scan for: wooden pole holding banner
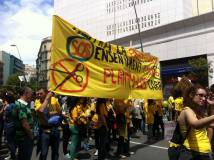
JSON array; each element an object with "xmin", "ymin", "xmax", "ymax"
[{"xmin": 132, "ymin": 0, "xmax": 143, "ymax": 52}]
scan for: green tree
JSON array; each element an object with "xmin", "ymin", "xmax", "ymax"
[
  {"xmin": 188, "ymin": 57, "xmax": 212, "ymax": 86},
  {"xmin": 6, "ymin": 73, "xmax": 22, "ymax": 87}
]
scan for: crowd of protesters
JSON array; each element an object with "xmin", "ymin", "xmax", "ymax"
[
  {"xmin": 0, "ymin": 82, "xmax": 214, "ymax": 160},
  {"xmin": 0, "ymin": 86, "xmax": 167, "ymax": 160}
]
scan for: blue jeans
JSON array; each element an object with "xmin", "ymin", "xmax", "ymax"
[
  {"xmin": 17, "ymin": 136, "xmax": 33, "ymax": 160},
  {"xmin": 40, "ymin": 128, "xmax": 60, "ymax": 160},
  {"xmin": 5, "ymin": 126, "xmax": 16, "ymax": 159}
]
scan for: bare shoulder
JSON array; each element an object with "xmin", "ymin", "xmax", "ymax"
[{"xmin": 178, "ymin": 107, "xmax": 195, "ymax": 122}]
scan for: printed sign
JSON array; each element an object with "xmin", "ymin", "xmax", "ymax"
[{"xmin": 49, "ymin": 15, "xmax": 163, "ymax": 99}]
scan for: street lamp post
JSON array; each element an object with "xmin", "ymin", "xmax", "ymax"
[
  {"xmin": 132, "ymin": 0, "xmax": 143, "ymax": 52},
  {"xmin": 10, "ymin": 44, "xmax": 22, "ymax": 61},
  {"xmin": 10, "ymin": 44, "xmax": 27, "ymax": 83}
]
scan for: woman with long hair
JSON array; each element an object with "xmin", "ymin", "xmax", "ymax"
[{"xmin": 169, "ymin": 84, "xmax": 214, "ymax": 160}]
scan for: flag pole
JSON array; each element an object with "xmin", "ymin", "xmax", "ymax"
[{"xmin": 132, "ymin": 0, "xmax": 143, "ymax": 52}]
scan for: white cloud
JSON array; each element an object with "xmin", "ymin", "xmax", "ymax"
[{"xmin": 0, "ymin": 0, "xmax": 53, "ymax": 65}]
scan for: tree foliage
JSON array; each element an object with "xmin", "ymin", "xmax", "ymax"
[
  {"xmin": 188, "ymin": 57, "xmax": 211, "ymax": 85},
  {"xmin": 0, "ymin": 73, "xmax": 39, "ymax": 94}
]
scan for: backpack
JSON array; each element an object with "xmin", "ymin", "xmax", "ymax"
[{"xmin": 168, "ymin": 123, "xmax": 190, "ymax": 160}]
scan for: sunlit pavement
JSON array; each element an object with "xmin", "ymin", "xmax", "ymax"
[{"xmin": 31, "ymin": 131, "xmax": 169, "ymax": 160}]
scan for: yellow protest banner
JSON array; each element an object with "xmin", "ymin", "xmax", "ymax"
[{"xmin": 49, "ymin": 15, "xmax": 163, "ymax": 99}]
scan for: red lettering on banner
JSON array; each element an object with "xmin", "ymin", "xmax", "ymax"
[
  {"xmin": 103, "ymin": 68, "xmax": 152, "ymax": 90},
  {"xmin": 72, "ymin": 40, "xmax": 92, "ymax": 58},
  {"xmin": 104, "ymin": 68, "xmax": 111, "ymax": 83},
  {"xmin": 118, "ymin": 69, "xmax": 124, "ymax": 85},
  {"xmin": 111, "ymin": 69, "xmax": 117, "ymax": 84}
]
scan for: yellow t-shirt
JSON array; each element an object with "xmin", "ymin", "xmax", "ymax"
[
  {"xmin": 99, "ymin": 103, "xmax": 108, "ymax": 117},
  {"xmin": 35, "ymin": 97, "xmax": 61, "ymax": 132},
  {"xmin": 183, "ymin": 127, "xmax": 211, "ymax": 153},
  {"xmin": 168, "ymin": 96, "xmax": 175, "ymax": 109},
  {"xmin": 145, "ymin": 104, "xmax": 155, "ymax": 124},
  {"xmin": 174, "ymin": 97, "xmax": 183, "ymax": 112},
  {"xmin": 34, "ymin": 97, "xmax": 61, "ymax": 114}
]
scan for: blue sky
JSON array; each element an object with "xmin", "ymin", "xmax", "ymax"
[{"xmin": 0, "ymin": 0, "xmax": 54, "ymax": 65}]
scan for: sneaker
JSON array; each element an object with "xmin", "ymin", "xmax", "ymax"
[
  {"xmin": 129, "ymin": 151, "xmax": 134, "ymax": 155},
  {"xmin": 64, "ymin": 153, "xmax": 71, "ymax": 159},
  {"xmin": 126, "ymin": 151, "xmax": 134, "ymax": 157},
  {"xmin": 94, "ymin": 149, "xmax": 98, "ymax": 156},
  {"xmin": 4, "ymin": 154, "xmax": 11, "ymax": 160},
  {"xmin": 119, "ymin": 154, "xmax": 127, "ymax": 159}
]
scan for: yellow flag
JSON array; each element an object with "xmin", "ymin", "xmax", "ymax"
[{"xmin": 49, "ymin": 15, "xmax": 163, "ymax": 99}]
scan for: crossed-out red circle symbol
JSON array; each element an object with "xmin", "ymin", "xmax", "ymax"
[{"xmin": 51, "ymin": 58, "xmax": 89, "ymax": 93}]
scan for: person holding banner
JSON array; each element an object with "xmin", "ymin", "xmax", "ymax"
[
  {"xmin": 36, "ymin": 88, "xmax": 61, "ymax": 160},
  {"xmin": 169, "ymin": 84, "xmax": 214, "ymax": 160}
]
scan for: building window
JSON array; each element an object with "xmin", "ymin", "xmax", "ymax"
[
  {"xmin": 151, "ymin": 14, "xmax": 153, "ymax": 19},
  {"xmin": 151, "ymin": 21, "xmax": 153, "ymax": 26}
]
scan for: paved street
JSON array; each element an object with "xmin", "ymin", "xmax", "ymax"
[{"xmin": 31, "ymin": 131, "xmax": 169, "ymax": 160}]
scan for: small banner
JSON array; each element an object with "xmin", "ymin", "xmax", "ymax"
[{"xmin": 49, "ymin": 15, "xmax": 163, "ymax": 99}]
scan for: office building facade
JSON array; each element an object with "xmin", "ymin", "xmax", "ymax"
[
  {"xmin": 54, "ymin": 0, "xmax": 194, "ymax": 41},
  {"xmin": 0, "ymin": 51, "xmax": 24, "ymax": 84},
  {"xmin": 54, "ymin": 0, "xmax": 214, "ymax": 96},
  {"xmin": 36, "ymin": 37, "xmax": 51, "ymax": 88},
  {"xmin": 0, "ymin": 61, "xmax": 3, "ymax": 85}
]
